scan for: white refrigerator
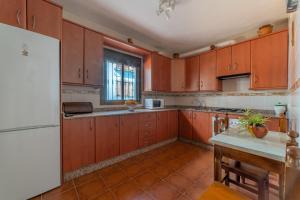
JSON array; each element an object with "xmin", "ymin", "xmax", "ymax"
[{"xmin": 0, "ymin": 23, "xmax": 61, "ymax": 200}]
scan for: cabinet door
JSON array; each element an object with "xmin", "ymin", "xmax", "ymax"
[
  {"xmin": 171, "ymin": 59, "xmax": 185, "ymax": 92},
  {"xmin": 27, "ymin": 0, "xmax": 62, "ymax": 39},
  {"xmin": 151, "ymin": 53, "xmax": 160, "ymax": 91},
  {"xmin": 62, "ymin": 20, "xmax": 84, "ymax": 84},
  {"xmin": 185, "ymin": 55, "xmax": 200, "ymax": 91},
  {"xmin": 160, "ymin": 56, "xmax": 171, "ymax": 91},
  {"xmin": 84, "ymin": 29, "xmax": 103, "ymax": 86},
  {"xmin": 216, "ymin": 47, "xmax": 231, "ymax": 77},
  {"xmin": 168, "ymin": 110, "xmax": 178, "ymax": 138},
  {"xmin": 157, "ymin": 111, "xmax": 169, "ymax": 142},
  {"xmin": 0, "ymin": 0, "xmax": 26, "ymax": 28},
  {"xmin": 95, "ymin": 116, "xmax": 120, "ymax": 162},
  {"xmin": 120, "ymin": 114, "xmax": 139, "ymax": 154},
  {"xmin": 251, "ymin": 31, "xmax": 288, "ymax": 89},
  {"xmin": 63, "ymin": 118, "xmax": 95, "ymax": 173},
  {"xmin": 200, "ymin": 51, "xmax": 221, "ymax": 91},
  {"xmin": 179, "ymin": 111, "xmax": 193, "ymax": 140},
  {"xmin": 192, "ymin": 112, "xmax": 210, "ymax": 144},
  {"xmin": 231, "ymin": 41, "xmax": 251, "ymax": 75}
]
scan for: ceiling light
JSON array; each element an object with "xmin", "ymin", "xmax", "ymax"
[{"xmin": 157, "ymin": 0, "xmax": 176, "ymax": 20}]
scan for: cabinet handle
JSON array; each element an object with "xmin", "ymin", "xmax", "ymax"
[
  {"xmin": 32, "ymin": 16, "xmax": 36, "ymax": 30},
  {"xmin": 200, "ymin": 80, "xmax": 203, "ymax": 88},
  {"xmin": 233, "ymin": 62, "xmax": 238, "ymax": 70},
  {"xmin": 16, "ymin": 9, "xmax": 21, "ymax": 25},
  {"xmin": 78, "ymin": 68, "xmax": 81, "ymax": 78},
  {"xmin": 89, "ymin": 120, "xmax": 93, "ymax": 131},
  {"xmin": 254, "ymin": 74, "xmax": 259, "ymax": 83},
  {"xmin": 86, "ymin": 69, "xmax": 89, "ymax": 79}
]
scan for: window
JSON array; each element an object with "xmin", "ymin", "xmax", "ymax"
[{"xmin": 102, "ymin": 48, "xmax": 141, "ymax": 104}]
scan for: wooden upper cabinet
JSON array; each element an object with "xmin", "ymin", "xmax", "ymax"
[
  {"xmin": 62, "ymin": 118, "xmax": 95, "ymax": 173},
  {"xmin": 192, "ymin": 112, "xmax": 210, "ymax": 144},
  {"xmin": 231, "ymin": 41, "xmax": 251, "ymax": 75},
  {"xmin": 185, "ymin": 55, "xmax": 200, "ymax": 91},
  {"xmin": 200, "ymin": 51, "xmax": 221, "ymax": 91},
  {"xmin": 160, "ymin": 56, "xmax": 171, "ymax": 91},
  {"xmin": 0, "ymin": 0, "xmax": 26, "ymax": 28},
  {"xmin": 120, "ymin": 114, "xmax": 139, "ymax": 154},
  {"xmin": 171, "ymin": 59, "xmax": 185, "ymax": 92},
  {"xmin": 179, "ymin": 110, "xmax": 193, "ymax": 140},
  {"xmin": 216, "ymin": 47, "xmax": 231, "ymax": 77},
  {"xmin": 251, "ymin": 30, "xmax": 288, "ymax": 90},
  {"xmin": 27, "ymin": 0, "xmax": 62, "ymax": 40},
  {"xmin": 62, "ymin": 20, "xmax": 84, "ymax": 84},
  {"xmin": 95, "ymin": 116, "xmax": 120, "ymax": 162},
  {"xmin": 84, "ymin": 29, "xmax": 104, "ymax": 86}
]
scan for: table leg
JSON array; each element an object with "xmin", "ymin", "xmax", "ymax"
[
  {"xmin": 279, "ymin": 164, "xmax": 286, "ymax": 200},
  {"xmin": 214, "ymin": 147, "xmax": 222, "ymax": 182}
]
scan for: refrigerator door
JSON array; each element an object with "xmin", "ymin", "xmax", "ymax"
[
  {"xmin": 0, "ymin": 127, "xmax": 61, "ymax": 200},
  {"xmin": 0, "ymin": 23, "xmax": 60, "ymax": 131}
]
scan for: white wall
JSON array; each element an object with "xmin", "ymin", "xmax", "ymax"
[{"xmin": 288, "ymin": 10, "xmax": 300, "ymax": 135}]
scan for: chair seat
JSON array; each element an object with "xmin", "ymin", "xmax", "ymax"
[
  {"xmin": 223, "ymin": 161, "xmax": 269, "ymax": 181},
  {"xmin": 198, "ymin": 182, "xmax": 250, "ymax": 200}
]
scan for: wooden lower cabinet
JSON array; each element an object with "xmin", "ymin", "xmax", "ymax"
[
  {"xmin": 192, "ymin": 112, "xmax": 210, "ymax": 144},
  {"xmin": 157, "ymin": 111, "xmax": 169, "ymax": 142},
  {"xmin": 168, "ymin": 110, "xmax": 178, "ymax": 138},
  {"xmin": 139, "ymin": 113, "xmax": 157, "ymax": 148},
  {"xmin": 95, "ymin": 116, "xmax": 120, "ymax": 162},
  {"xmin": 179, "ymin": 110, "xmax": 193, "ymax": 140},
  {"xmin": 120, "ymin": 114, "xmax": 139, "ymax": 154},
  {"xmin": 62, "ymin": 118, "xmax": 95, "ymax": 173}
]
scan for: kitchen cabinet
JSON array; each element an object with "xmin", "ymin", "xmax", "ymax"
[
  {"xmin": 171, "ymin": 59, "xmax": 185, "ymax": 92},
  {"xmin": 144, "ymin": 53, "xmax": 171, "ymax": 92},
  {"xmin": 185, "ymin": 55, "xmax": 200, "ymax": 91},
  {"xmin": 192, "ymin": 112, "xmax": 210, "ymax": 144},
  {"xmin": 139, "ymin": 112, "xmax": 157, "ymax": 148},
  {"xmin": 200, "ymin": 51, "xmax": 222, "ymax": 91},
  {"xmin": 120, "ymin": 114, "xmax": 139, "ymax": 154},
  {"xmin": 168, "ymin": 110, "xmax": 178, "ymax": 138},
  {"xmin": 84, "ymin": 29, "xmax": 104, "ymax": 86},
  {"xmin": 156, "ymin": 111, "xmax": 169, "ymax": 142},
  {"xmin": 250, "ymin": 30, "xmax": 288, "ymax": 90},
  {"xmin": 217, "ymin": 41, "xmax": 250, "ymax": 77},
  {"xmin": 27, "ymin": 0, "xmax": 62, "ymax": 40},
  {"xmin": 63, "ymin": 118, "xmax": 95, "ymax": 173},
  {"xmin": 0, "ymin": 0, "xmax": 26, "ymax": 28},
  {"xmin": 179, "ymin": 110, "xmax": 193, "ymax": 140},
  {"xmin": 62, "ymin": 20, "xmax": 84, "ymax": 84},
  {"xmin": 95, "ymin": 116, "xmax": 120, "ymax": 162}
]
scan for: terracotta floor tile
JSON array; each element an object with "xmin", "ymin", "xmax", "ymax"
[
  {"xmin": 100, "ymin": 168, "xmax": 128, "ymax": 188},
  {"xmin": 112, "ymin": 179, "xmax": 145, "ymax": 200},
  {"xmin": 177, "ymin": 164, "xmax": 206, "ymax": 183},
  {"xmin": 119, "ymin": 157, "xmax": 140, "ymax": 168},
  {"xmin": 42, "ymin": 181, "xmax": 74, "ymax": 199},
  {"xmin": 184, "ymin": 181, "xmax": 209, "ymax": 200},
  {"xmin": 138, "ymin": 158, "xmax": 156, "ymax": 170},
  {"xmin": 165, "ymin": 173, "xmax": 193, "ymax": 192},
  {"xmin": 76, "ymin": 179, "xmax": 107, "ymax": 200},
  {"xmin": 123, "ymin": 162, "xmax": 146, "ymax": 177},
  {"xmin": 43, "ymin": 189, "xmax": 78, "ymax": 200},
  {"xmin": 97, "ymin": 164, "xmax": 122, "ymax": 176},
  {"xmin": 152, "ymin": 164, "xmax": 174, "ymax": 179},
  {"xmin": 147, "ymin": 180, "xmax": 181, "ymax": 200},
  {"xmin": 176, "ymin": 194, "xmax": 191, "ymax": 200},
  {"xmin": 74, "ymin": 172, "xmax": 100, "ymax": 187},
  {"xmin": 134, "ymin": 171, "xmax": 161, "ymax": 190},
  {"xmin": 92, "ymin": 191, "xmax": 116, "ymax": 200}
]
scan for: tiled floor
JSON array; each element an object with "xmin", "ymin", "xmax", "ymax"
[{"xmin": 31, "ymin": 141, "xmax": 279, "ymax": 200}]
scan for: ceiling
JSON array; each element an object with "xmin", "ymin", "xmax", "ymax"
[{"xmin": 58, "ymin": 0, "xmax": 288, "ymax": 53}]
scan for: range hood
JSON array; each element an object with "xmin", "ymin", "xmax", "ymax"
[{"xmin": 217, "ymin": 73, "xmax": 250, "ymax": 80}]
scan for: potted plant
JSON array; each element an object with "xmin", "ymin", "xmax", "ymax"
[{"xmin": 238, "ymin": 109, "xmax": 269, "ymax": 138}]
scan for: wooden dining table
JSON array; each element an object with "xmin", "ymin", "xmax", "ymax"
[{"xmin": 211, "ymin": 129, "xmax": 289, "ymax": 200}]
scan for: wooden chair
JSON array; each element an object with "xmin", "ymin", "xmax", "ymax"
[
  {"xmin": 198, "ymin": 182, "xmax": 251, "ymax": 200},
  {"xmin": 221, "ymin": 161, "xmax": 269, "ymax": 200}
]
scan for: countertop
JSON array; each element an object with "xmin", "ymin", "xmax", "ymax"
[
  {"xmin": 63, "ymin": 106, "xmax": 281, "ymax": 119},
  {"xmin": 211, "ymin": 129, "xmax": 288, "ymax": 162}
]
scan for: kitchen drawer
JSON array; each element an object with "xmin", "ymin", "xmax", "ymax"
[
  {"xmin": 140, "ymin": 121, "xmax": 156, "ymax": 130},
  {"xmin": 139, "ymin": 134, "xmax": 156, "ymax": 148},
  {"xmin": 139, "ymin": 112, "xmax": 157, "ymax": 123}
]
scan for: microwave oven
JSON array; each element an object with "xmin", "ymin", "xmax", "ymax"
[{"xmin": 144, "ymin": 99, "xmax": 165, "ymax": 109}]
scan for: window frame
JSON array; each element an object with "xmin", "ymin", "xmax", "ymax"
[{"xmin": 101, "ymin": 47, "xmax": 142, "ymax": 105}]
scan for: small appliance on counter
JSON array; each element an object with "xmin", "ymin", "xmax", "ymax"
[
  {"xmin": 63, "ymin": 102, "xmax": 93, "ymax": 117},
  {"xmin": 274, "ymin": 103, "xmax": 287, "ymax": 117},
  {"xmin": 144, "ymin": 98, "xmax": 165, "ymax": 109}
]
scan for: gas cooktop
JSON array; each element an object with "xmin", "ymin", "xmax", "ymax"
[{"xmin": 215, "ymin": 108, "xmax": 246, "ymax": 113}]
